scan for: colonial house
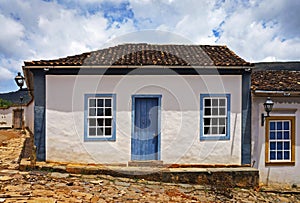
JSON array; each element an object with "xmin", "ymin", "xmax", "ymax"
[
  {"xmin": 0, "ymin": 89, "xmax": 33, "ymax": 130},
  {"xmin": 23, "ymin": 44, "xmax": 253, "ymax": 166},
  {"xmin": 251, "ymin": 62, "xmax": 300, "ymax": 184}
]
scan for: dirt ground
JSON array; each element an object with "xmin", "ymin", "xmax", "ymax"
[{"xmin": 0, "ymin": 129, "xmax": 22, "ymax": 144}]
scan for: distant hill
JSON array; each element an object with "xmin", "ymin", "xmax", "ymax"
[{"xmin": 0, "ymin": 88, "xmax": 32, "ymax": 106}]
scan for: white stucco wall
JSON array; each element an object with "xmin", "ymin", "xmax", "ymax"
[
  {"xmin": 0, "ymin": 108, "xmax": 13, "ymax": 128},
  {"xmin": 25, "ymin": 101, "xmax": 34, "ymax": 132},
  {"xmin": 252, "ymin": 96, "xmax": 300, "ymax": 184},
  {"xmin": 0, "ymin": 102, "xmax": 33, "ymax": 130},
  {"xmin": 46, "ymin": 74, "xmax": 242, "ymax": 165}
]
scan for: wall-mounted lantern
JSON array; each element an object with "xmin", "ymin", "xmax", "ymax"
[
  {"xmin": 261, "ymin": 97, "xmax": 274, "ymax": 126},
  {"xmin": 14, "ymin": 72, "xmax": 25, "ymax": 90}
]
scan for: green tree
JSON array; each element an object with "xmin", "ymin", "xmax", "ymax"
[{"xmin": 0, "ymin": 98, "xmax": 12, "ymax": 108}]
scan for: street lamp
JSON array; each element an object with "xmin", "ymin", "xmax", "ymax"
[
  {"xmin": 14, "ymin": 72, "xmax": 26, "ymax": 129},
  {"xmin": 261, "ymin": 97, "xmax": 274, "ymax": 126},
  {"xmin": 14, "ymin": 72, "xmax": 25, "ymax": 90}
]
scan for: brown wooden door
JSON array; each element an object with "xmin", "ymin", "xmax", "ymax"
[{"xmin": 13, "ymin": 109, "xmax": 23, "ymax": 129}]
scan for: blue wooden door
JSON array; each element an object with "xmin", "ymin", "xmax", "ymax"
[{"xmin": 132, "ymin": 98, "xmax": 159, "ymax": 160}]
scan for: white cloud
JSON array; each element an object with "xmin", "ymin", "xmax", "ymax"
[
  {"xmin": 0, "ymin": 66, "xmax": 14, "ymax": 80},
  {"xmin": 215, "ymin": 0, "xmax": 300, "ymax": 61},
  {"xmin": 0, "ymin": 0, "xmax": 299, "ymax": 92},
  {"xmin": 0, "ymin": 14, "xmax": 26, "ymax": 57}
]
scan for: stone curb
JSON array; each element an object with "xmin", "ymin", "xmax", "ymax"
[{"xmin": 19, "ymin": 159, "xmax": 259, "ymax": 189}]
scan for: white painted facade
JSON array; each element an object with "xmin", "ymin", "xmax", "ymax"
[
  {"xmin": 0, "ymin": 101, "xmax": 33, "ymax": 131},
  {"xmin": 0, "ymin": 107, "xmax": 14, "ymax": 128},
  {"xmin": 46, "ymin": 74, "xmax": 243, "ymax": 165},
  {"xmin": 252, "ymin": 96, "xmax": 300, "ymax": 184},
  {"xmin": 25, "ymin": 101, "xmax": 34, "ymax": 132}
]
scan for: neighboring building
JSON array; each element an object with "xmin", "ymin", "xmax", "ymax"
[
  {"xmin": 23, "ymin": 44, "xmax": 253, "ymax": 166},
  {"xmin": 252, "ymin": 62, "xmax": 300, "ymax": 184},
  {"xmin": 0, "ymin": 89, "xmax": 33, "ymax": 130}
]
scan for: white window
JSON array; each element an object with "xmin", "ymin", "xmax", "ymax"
[
  {"xmin": 200, "ymin": 94, "xmax": 230, "ymax": 140},
  {"xmin": 84, "ymin": 94, "xmax": 116, "ymax": 141},
  {"xmin": 266, "ymin": 116, "xmax": 295, "ymax": 165}
]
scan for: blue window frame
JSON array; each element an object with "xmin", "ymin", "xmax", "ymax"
[
  {"xmin": 84, "ymin": 94, "xmax": 116, "ymax": 141},
  {"xmin": 200, "ymin": 94, "xmax": 230, "ymax": 140}
]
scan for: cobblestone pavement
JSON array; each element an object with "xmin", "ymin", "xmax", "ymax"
[
  {"xmin": 0, "ymin": 130, "xmax": 26, "ymax": 170},
  {"xmin": 0, "ymin": 129, "xmax": 300, "ymax": 202}
]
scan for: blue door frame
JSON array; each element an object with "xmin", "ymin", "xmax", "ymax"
[{"xmin": 131, "ymin": 95, "xmax": 161, "ymax": 160}]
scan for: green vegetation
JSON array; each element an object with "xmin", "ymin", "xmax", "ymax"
[{"xmin": 0, "ymin": 98, "xmax": 13, "ymax": 108}]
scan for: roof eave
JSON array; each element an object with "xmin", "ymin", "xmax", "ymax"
[
  {"xmin": 23, "ymin": 65, "xmax": 252, "ymax": 69},
  {"xmin": 252, "ymin": 90, "xmax": 300, "ymax": 97}
]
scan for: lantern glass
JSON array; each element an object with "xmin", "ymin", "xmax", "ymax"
[
  {"xmin": 264, "ymin": 97, "xmax": 274, "ymax": 115},
  {"xmin": 14, "ymin": 72, "xmax": 25, "ymax": 89}
]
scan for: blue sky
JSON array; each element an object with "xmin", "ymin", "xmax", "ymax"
[{"xmin": 0, "ymin": 0, "xmax": 299, "ymax": 92}]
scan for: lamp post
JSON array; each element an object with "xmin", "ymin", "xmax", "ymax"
[
  {"xmin": 14, "ymin": 72, "xmax": 26, "ymax": 129},
  {"xmin": 20, "ymin": 96, "xmax": 24, "ymax": 129},
  {"xmin": 261, "ymin": 97, "xmax": 274, "ymax": 126}
]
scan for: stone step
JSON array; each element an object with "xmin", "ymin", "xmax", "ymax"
[{"xmin": 128, "ymin": 160, "xmax": 163, "ymax": 167}]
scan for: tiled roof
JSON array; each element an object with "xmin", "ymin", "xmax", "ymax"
[
  {"xmin": 24, "ymin": 44, "xmax": 251, "ymax": 67},
  {"xmin": 251, "ymin": 70, "xmax": 300, "ymax": 91}
]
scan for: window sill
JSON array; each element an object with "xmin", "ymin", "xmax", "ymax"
[
  {"xmin": 200, "ymin": 135, "xmax": 230, "ymax": 141},
  {"xmin": 84, "ymin": 137, "xmax": 116, "ymax": 142},
  {"xmin": 265, "ymin": 161, "xmax": 295, "ymax": 166}
]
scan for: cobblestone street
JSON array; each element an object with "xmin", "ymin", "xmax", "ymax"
[{"xmin": 0, "ymin": 129, "xmax": 299, "ymax": 202}]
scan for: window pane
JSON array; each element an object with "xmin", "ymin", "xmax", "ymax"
[
  {"xmin": 277, "ymin": 122, "xmax": 282, "ymax": 130},
  {"xmin": 212, "ymin": 127, "xmax": 218, "ymax": 134},
  {"xmin": 270, "ymin": 132, "xmax": 275, "ymax": 139},
  {"xmin": 277, "ymin": 151, "xmax": 283, "ymax": 160},
  {"xmin": 204, "ymin": 118, "xmax": 211, "ymax": 125},
  {"xmin": 105, "ymin": 118, "xmax": 112, "ymax": 126},
  {"xmin": 284, "ymin": 142, "xmax": 290, "ymax": 150},
  {"xmin": 270, "ymin": 122, "xmax": 275, "ymax": 130},
  {"xmin": 97, "ymin": 99, "xmax": 104, "ymax": 107},
  {"xmin": 219, "ymin": 108, "xmax": 226, "ymax": 115},
  {"xmin": 284, "ymin": 151, "xmax": 290, "ymax": 160},
  {"xmin": 105, "ymin": 128, "xmax": 112, "ymax": 136},
  {"xmin": 284, "ymin": 121, "xmax": 289, "ymax": 130},
  {"xmin": 105, "ymin": 99, "xmax": 111, "ymax": 107},
  {"xmin": 89, "ymin": 99, "xmax": 96, "ymax": 107},
  {"xmin": 97, "ymin": 127, "xmax": 103, "ymax": 135},
  {"xmin": 212, "ymin": 99, "xmax": 218, "ymax": 106},
  {"xmin": 270, "ymin": 151, "xmax": 276, "ymax": 160},
  {"xmin": 89, "ymin": 119, "xmax": 96, "ymax": 126},
  {"xmin": 270, "ymin": 142, "xmax": 276, "ymax": 150},
  {"xmin": 212, "ymin": 108, "xmax": 218, "ymax": 116},
  {"xmin": 219, "ymin": 127, "xmax": 225, "ymax": 134},
  {"xmin": 284, "ymin": 131, "xmax": 289, "ymax": 139},
  {"xmin": 212, "ymin": 118, "xmax": 218, "ymax": 125},
  {"xmin": 97, "ymin": 108, "xmax": 104, "ymax": 116},
  {"xmin": 89, "ymin": 128, "xmax": 96, "ymax": 136},
  {"xmin": 89, "ymin": 108, "xmax": 96, "ymax": 116},
  {"xmin": 204, "ymin": 127, "xmax": 210, "ymax": 134},
  {"xmin": 204, "ymin": 99, "xmax": 211, "ymax": 107},
  {"xmin": 97, "ymin": 118, "xmax": 103, "ymax": 126},
  {"xmin": 219, "ymin": 118, "xmax": 225, "ymax": 125},
  {"xmin": 277, "ymin": 132, "xmax": 282, "ymax": 139},
  {"xmin": 204, "ymin": 108, "xmax": 211, "ymax": 116},
  {"xmin": 219, "ymin": 99, "xmax": 225, "ymax": 106},
  {"xmin": 277, "ymin": 142, "xmax": 283, "ymax": 150},
  {"xmin": 105, "ymin": 108, "xmax": 112, "ymax": 116}
]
